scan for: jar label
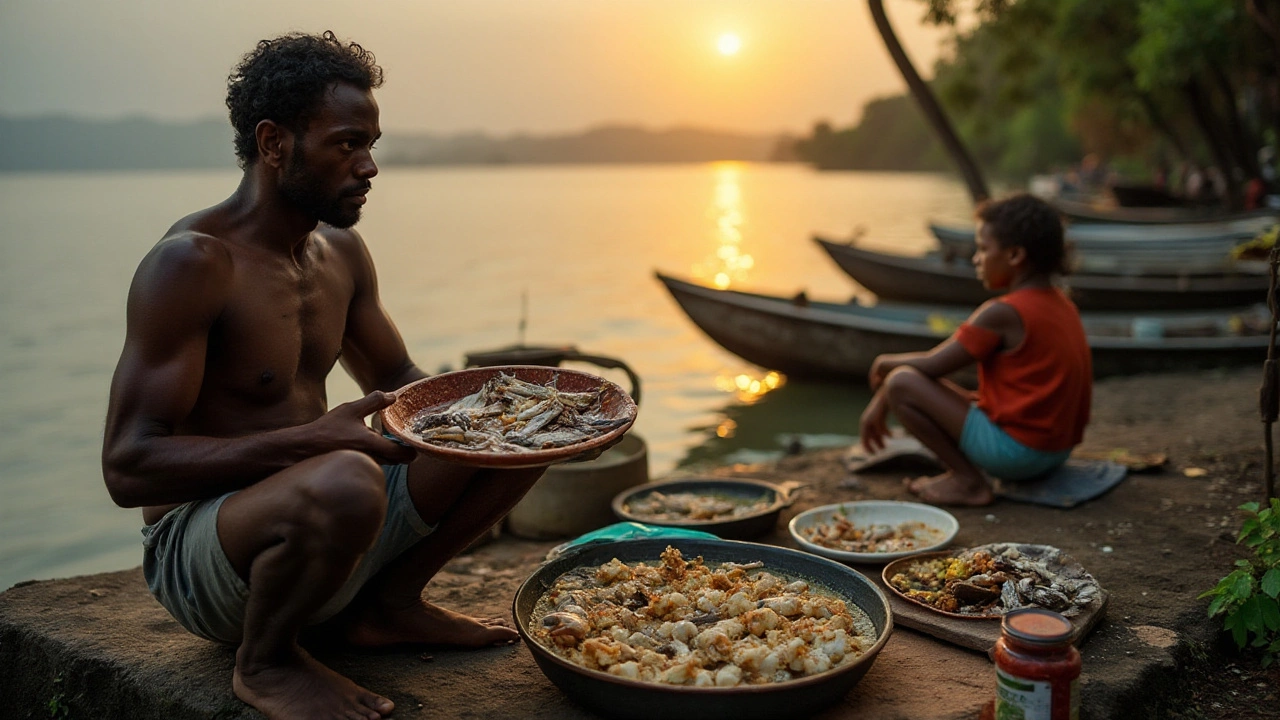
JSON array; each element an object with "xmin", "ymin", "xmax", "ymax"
[{"xmin": 994, "ymin": 666, "xmax": 1052, "ymax": 719}]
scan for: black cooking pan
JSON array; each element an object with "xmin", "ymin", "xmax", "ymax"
[
  {"xmin": 512, "ymin": 538, "xmax": 893, "ymax": 720},
  {"xmin": 610, "ymin": 478, "xmax": 802, "ymax": 539}
]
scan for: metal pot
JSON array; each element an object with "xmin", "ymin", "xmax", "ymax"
[
  {"xmin": 611, "ymin": 478, "xmax": 803, "ymax": 539},
  {"xmin": 512, "ymin": 537, "xmax": 893, "ymax": 720}
]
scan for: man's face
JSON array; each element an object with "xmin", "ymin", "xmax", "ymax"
[{"xmin": 279, "ymin": 83, "xmax": 381, "ymax": 229}]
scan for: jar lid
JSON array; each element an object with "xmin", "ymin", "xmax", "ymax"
[{"xmin": 1002, "ymin": 608, "xmax": 1074, "ymax": 646}]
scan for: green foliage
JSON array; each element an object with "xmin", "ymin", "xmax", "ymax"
[
  {"xmin": 791, "ymin": 95, "xmax": 951, "ymax": 172},
  {"xmin": 1199, "ymin": 499, "xmax": 1280, "ymax": 667},
  {"xmin": 47, "ymin": 674, "xmax": 71, "ymax": 719},
  {"xmin": 795, "ymin": 0, "xmax": 1270, "ymax": 192},
  {"xmin": 1129, "ymin": 0, "xmax": 1239, "ymax": 92}
]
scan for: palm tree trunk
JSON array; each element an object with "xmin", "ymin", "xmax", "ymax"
[
  {"xmin": 868, "ymin": 0, "xmax": 990, "ymax": 204},
  {"xmin": 1247, "ymin": 0, "xmax": 1280, "ymax": 165}
]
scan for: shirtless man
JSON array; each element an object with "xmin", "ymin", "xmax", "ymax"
[{"xmin": 101, "ymin": 32, "xmax": 544, "ymax": 719}]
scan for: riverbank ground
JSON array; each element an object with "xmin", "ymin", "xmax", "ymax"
[{"xmin": 2, "ymin": 366, "xmax": 1279, "ymax": 718}]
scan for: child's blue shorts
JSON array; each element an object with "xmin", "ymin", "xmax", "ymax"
[{"xmin": 959, "ymin": 405, "xmax": 1070, "ymax": 481}]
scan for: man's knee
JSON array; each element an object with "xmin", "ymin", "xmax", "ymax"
[{"xmin": 293, "ymin": 450, "xmax": 387, "ymax": 538}]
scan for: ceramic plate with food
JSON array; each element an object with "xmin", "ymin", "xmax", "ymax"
[
  {"xmin": 788, "ymin": 501, "xmax": 959, "ymax": 563},
  {"xmin": 881, "ymin": 543, "xmax": 1104, "ymax": 619}
]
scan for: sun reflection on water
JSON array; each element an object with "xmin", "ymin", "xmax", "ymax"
[
  {"xmin": 693, "ymin": 163, "xmax": 755, "ymax": 290},
  {"xmin": 714, "ymin": 370, "xmax": 784, "ymax": 402}
]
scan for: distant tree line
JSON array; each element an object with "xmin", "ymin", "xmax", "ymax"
[{"xmin": 794, "ymin": 0, "xmax": 1277, "ymax": 210}]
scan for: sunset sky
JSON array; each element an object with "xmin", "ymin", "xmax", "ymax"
[{"xmin": 0, "ymin": 0, "xmax": 956, "ymax": 136}]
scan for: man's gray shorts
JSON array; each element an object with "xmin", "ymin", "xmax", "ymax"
[{"xmin": 141, "ymin": 463, "xmax": 436, "ymax": 644}]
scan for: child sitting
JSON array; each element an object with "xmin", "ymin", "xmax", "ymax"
[{"xmin": 859, "ymin": 193, "xmax": 1092, "ymax": 506}]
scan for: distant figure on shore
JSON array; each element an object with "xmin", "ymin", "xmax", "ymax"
[
  {"xmin": 1076, "ymin": 153, "xmax": 1113, "ymax": 195},
  {"xmin": 101, "ymin": 31, "xmax": 545, "ymax": 720},
  {"xmin": 858, "ymin": 194, "xmax": 1092, "ymax": 506}
]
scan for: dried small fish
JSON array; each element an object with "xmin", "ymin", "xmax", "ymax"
[{"xmin": 409, "ymin": 372, "xmax": 624, "ymax": 453}]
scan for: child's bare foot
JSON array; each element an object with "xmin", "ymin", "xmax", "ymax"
[
  {"xmin": 906, "ymin": 472, "xmax": 995, "ymax": 507},
  {"xmin": 233, "ymin": 646, "xmax": 393, "ymax": 720},
  {"xmin": 345, "ymin": 598, "xmax": 517, "ymax": 648},
  {"xmin": 903, "ymin": 472, "xmax": 952, "ymax": 495}
]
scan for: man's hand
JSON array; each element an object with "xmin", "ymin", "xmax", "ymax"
[
  {"xmin": 312, "ymin": 391, "xmax": 418, "ymax": 466},
  {"xmin": 859, "ymin": 389, "xmax": 891, "ymax": 454}
]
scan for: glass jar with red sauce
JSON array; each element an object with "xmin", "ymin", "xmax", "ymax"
[{"xmin": 990, "ymin": 608, "xmax": 1081, "ymax": 720}]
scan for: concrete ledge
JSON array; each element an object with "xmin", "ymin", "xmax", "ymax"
[{"xmin": 0, "ymin": 515, "xmax": 1221, "ymax": 720}]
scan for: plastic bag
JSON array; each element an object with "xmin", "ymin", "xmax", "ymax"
[{"xmin": 544, "ymin": 522, "xmax": 719, "ymax": 562}]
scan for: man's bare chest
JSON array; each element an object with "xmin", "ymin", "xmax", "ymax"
[{"xmin": 205, "ymin": 264, "xmax": 354, "ymax": 401}]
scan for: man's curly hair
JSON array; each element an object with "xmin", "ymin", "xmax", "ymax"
[
  {"xmin": 975, "ymin": 193, "xmax": 1070, "ymax": 276},
  {"xmin": 226, "ymin": 31, "xmax": 384, "ymax": 167}
]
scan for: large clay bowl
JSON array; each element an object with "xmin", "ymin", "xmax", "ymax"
[
  {"xmin": 513, "ymin": 537, "xmax": 893, "ymax": 720},
  {"xmin": 380, "ymin": 365, "xmax": 637, "ymax": 469}
]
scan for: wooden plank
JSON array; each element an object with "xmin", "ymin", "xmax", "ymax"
[{"xmin": 859, "ymin": 567, "xmax": 1109, "ymax": 655}]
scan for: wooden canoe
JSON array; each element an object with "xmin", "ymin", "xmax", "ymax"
[
  {"xmin": 655, "ymin": 272, "xmax": 1269, "ymax": 383},
  {"xmin": 927, "ymin": 218, "xmax": 1275, "ymax": 276},
  {"xmin": 1049, "ymin": 196, "xmax": 1279, "ymax": 225},
  {"xmin": 813, "ymin": 237, "xmax": 1268, "ymax": 311}
]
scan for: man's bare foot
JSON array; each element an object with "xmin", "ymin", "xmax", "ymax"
[
  {"xmin": 345, "ymin": 598, "xmax": 518, "ymax": 648},
  {"xmin": 233, "ymin": 646, "xmax": 393, "ymax": 720},
  {"xmin": 906, "ymin": 472, "xmax": 995, "ymax": 507}
]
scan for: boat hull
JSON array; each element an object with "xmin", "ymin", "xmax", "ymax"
[
  {"xmin": 656, "ymin": 273, "xmax": 1269, "ymax": 383},
  {"xmin": 927, "ymin": 217, "xmax": 1275, "ymax": 276},
  {"xmin": 814, "ymin": 237, "xmax": 1268, "ymax": 311}
]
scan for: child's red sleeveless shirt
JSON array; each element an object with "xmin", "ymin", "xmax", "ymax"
[{"xmin": 953, "ymin": 287, "xmax": 1092, "ymax": 452}]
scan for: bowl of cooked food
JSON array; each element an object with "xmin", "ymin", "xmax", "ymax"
[
  {"xmin": 513, "ymin": 537, "xmax": 893, "ymax": 720},
  {"xmin": 881, "ymin": 542, "xmax": 1104, "ymax": 619},
  {"xmin": 788, "ymin": 501, "xmax": 959, "ymax": 564},
  {"xmin": 380, "ymin": 365, "xmax": 638, "ymax": 468},
  {"xmin": 610, "ymin": 478, "xmax": 802, "ymax": 540}
]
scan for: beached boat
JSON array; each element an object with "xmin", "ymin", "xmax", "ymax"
[
  {"xmin": 931, "ymin": 216, "xmax": 1274, "ymax": 248},
  {"xmin": 813, "ymin": 237, "xmax": 1268, "ymax": 311},
  {"xmin": 1049, "ymin": 196, "xmax": 1278, "ymax": 225},
  {"xmin": 928, "ymin": 217, "xmax": 1275, "ymax": 275},
  {"xmin": 655, "ymin": 272, "xmax": 1270, "ymax": 382}
]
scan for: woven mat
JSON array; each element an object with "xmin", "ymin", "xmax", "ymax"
[{"xmin": 844, "ymin": 434, "xmax": 1130, "ymax": 508}]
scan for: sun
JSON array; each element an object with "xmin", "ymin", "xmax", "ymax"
[{"xmin": 717, "ymin": 33, "xmax": 742, "ymax": 56}]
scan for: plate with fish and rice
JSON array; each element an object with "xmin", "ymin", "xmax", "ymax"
[
  {"xmin": 380, "ymin": 365, "xmax": 638, "ymax": 468},
  {"xmin": 880, "ymin": 543, "xmax": 1104, "ymax": 620}
]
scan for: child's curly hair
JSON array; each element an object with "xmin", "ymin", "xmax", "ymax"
[
  {"xmin": 226, "ymin": 31, "xmax": 384, "ymax": 168},
  {"xmin": 975, "ymin": 193, "xmax": 1070, "ymax": 276}
]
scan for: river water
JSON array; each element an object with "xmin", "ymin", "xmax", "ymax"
[{"xmin": 0, "ymin": 163, "xmax": 972, "ymax": 588}]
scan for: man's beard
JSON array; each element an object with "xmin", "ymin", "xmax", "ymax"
[{"xmin": 279, "ymin": 146, "xmax": 364, "ymax": 229}]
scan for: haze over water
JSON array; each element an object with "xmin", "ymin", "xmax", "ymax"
[{"xmin": 0, "ymin": 164, "xmax": 973, "ymax": 589}]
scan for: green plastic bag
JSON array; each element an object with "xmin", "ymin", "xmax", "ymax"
[{"xmin": 545, "ymin": 522, "xmax": 719, "ymax": 561}]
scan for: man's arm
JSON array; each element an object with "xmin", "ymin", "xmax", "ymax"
[
  {"xmin": 101, "ymin": 235, "xmax": 411, "ymax": 509},
  {"xmin": 330, "ymin": 228, "xmax": 429, "ymax": 393}
]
